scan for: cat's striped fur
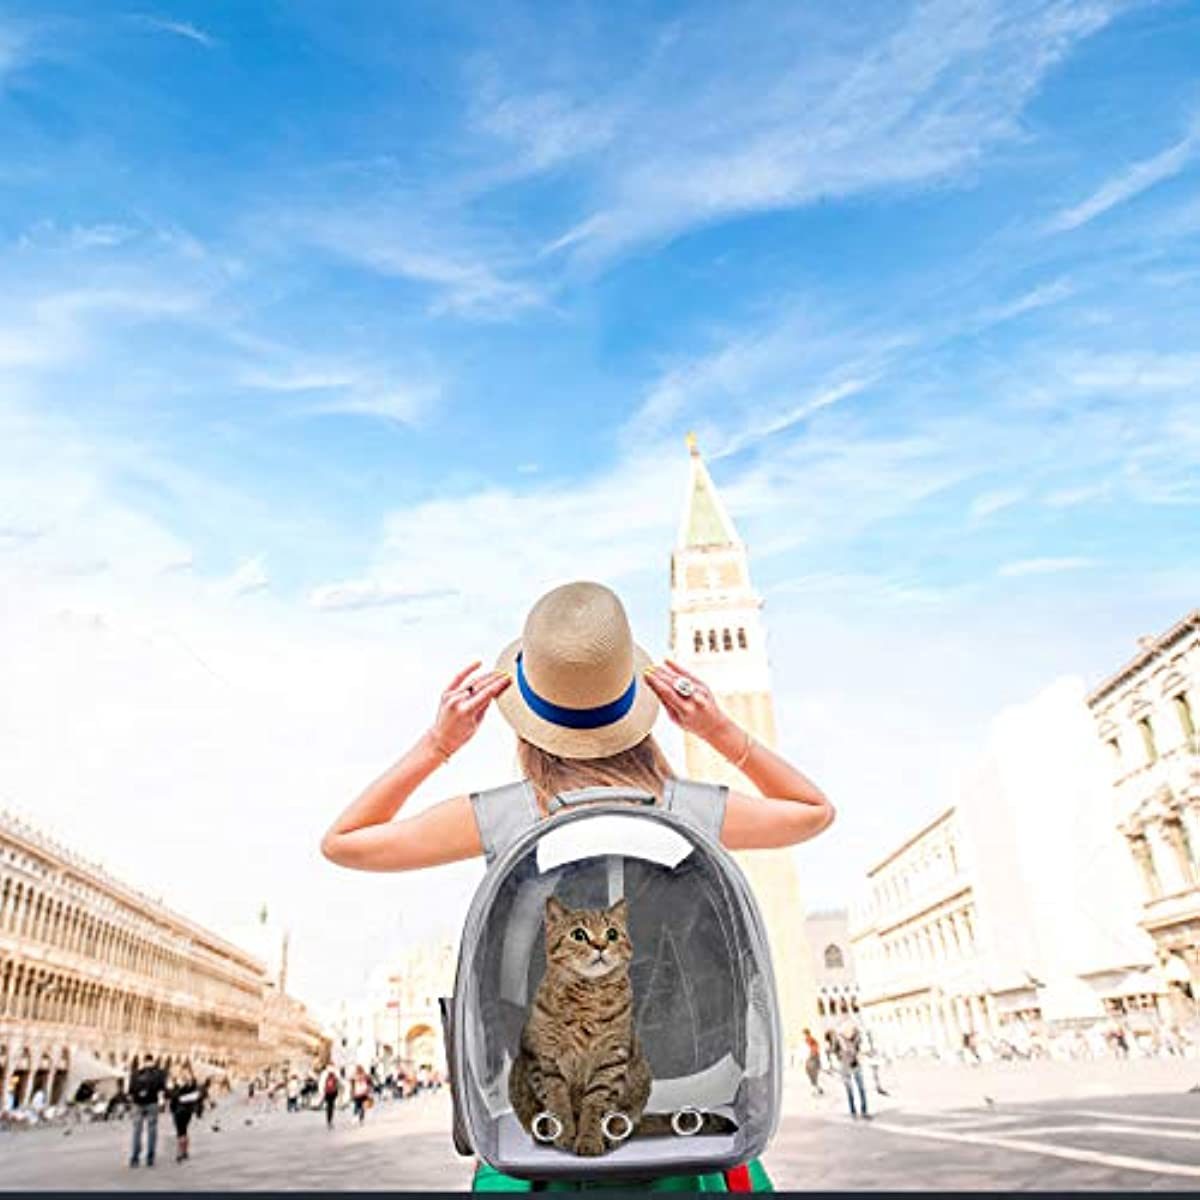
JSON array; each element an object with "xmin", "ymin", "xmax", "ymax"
[{"xmin": 509, "ymin": 896, "xmax": 733, "ymax": 1156}]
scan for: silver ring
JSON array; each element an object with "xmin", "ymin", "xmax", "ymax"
[
  {"xmin": 601, "ymin": 1111, "xmax": 633, "ymax": 1142},
  {"xmin": 673, "ymin": 677, "xmax": 695, "ymax": 697},
  {"xmin": 671, "ymin": 1106, "xmax": 704, "ymax": 1136},
  {"xmin": 532, "ymin": 1111, "xmax": 563, "ymax": 1143}
]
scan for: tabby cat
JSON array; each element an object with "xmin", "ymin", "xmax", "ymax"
[{"xmin": 509, "ymin": 896, "xmax": 734, "ymax": 1156}]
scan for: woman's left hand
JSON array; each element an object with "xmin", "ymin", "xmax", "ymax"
[{"xmin": 643, "ymin": 659, "xmax": 734, "ymax": 746}]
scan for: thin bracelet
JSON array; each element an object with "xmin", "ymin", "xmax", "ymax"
[{"xmin": 732, "ymin": 729, "xmax": 754, "ymax": 769}]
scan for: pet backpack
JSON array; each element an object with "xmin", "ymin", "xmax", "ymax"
[{"xmin": 440, "ymin": 780, "xmax": 783, "ymax": 1183}]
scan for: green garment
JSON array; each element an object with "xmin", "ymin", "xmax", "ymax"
[{"xmin": 472, "ymin": 1159, "xmax": 773, "ymax": 1192}]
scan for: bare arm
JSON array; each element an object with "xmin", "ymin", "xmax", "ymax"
[
  {"xmin": 319, "ymin": 662, "xmax": 509, "ymax": 872},
  {"xmin": 644, "ymin": 659, "xmax": 835, "ymax": 851}
]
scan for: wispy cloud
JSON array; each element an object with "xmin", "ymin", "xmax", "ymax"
[
  {"xmin": 236, "ymin": 357, "xmax": 440, "ymax": 426},
  {"xmin": 0, "ymin": 21, "xmax": 33, "ymax": 81},
  {"xmin": 970, "ymin": 488, "xmax": 1025, "ymax": 519},
  {"xmin": 308, "ymin": 582, "xmax": 459, "ymax": 612},
  {"xmin": 137, "ymin": 16, "xmax": 217, "ymax": 49},
  {"xmin": 998, "ymin": 556, "xmax": 1096, "ymax": 577},
  {"xmin": 219, "ymin": 556, "xmax": 270, "ymax": 597},
  {"xmin": 270, "ymin": 211, "xmax": 543, "ymax": 321},
  {"xmin": 526, "ymin": 0, "xmax": 1126, "ymax": 264},
  {"xmin": 1046, "ymin": 117, "xmax": 1200, "ymax": 232}
]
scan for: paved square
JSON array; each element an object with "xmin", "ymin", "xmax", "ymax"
[{"xmin": 2, "ymin": 1060, "xmax": 1198, "ymax": 1191}]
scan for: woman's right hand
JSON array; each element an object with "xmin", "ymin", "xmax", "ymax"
[{"xmin": 427, "ymin": 660, "xmax": 512, "ymax": 759}]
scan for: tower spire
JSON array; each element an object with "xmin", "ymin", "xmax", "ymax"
[{"xmin": 677, "ymin": 436, "xmax": 740, "ymax": 550}]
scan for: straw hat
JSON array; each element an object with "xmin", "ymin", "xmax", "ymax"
[{"xmin": 494, "ymin": 581, "xmax": 660, "ymax": 759}]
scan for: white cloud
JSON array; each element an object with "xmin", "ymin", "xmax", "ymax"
[
  {"xmin": 1047, "ymin": 118, "xmax": 1200, "ymax": 232},
  {"xmin": 970, "ymin": 488, "xmax": 1025, "ymax": 519},
  {"xmin": 219, "ymin": 556, "xmax": 271, "ymax": 598},
  {"xmin": 998, "ymin": 556, "xmax": 1097, "ymax": 577},
  {"xmin": 532, "ymin": 0, "xmax": 1125, "ymax": 263},
  {"xmin": 138, "ymin": 17, "xmax": 217, "ymax": 48},
  {"xmin": 308, "ymin": 581, "xmax": 458, "ymax": 613},
  {"xmin": 276, "ymin": 212, "xmax": 544, "ymax": 320},
  {"xmin": 237, "ymin": 358, "xmax": 440, "ymax": 426}
]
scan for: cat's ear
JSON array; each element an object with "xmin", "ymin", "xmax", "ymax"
[
  {"xmin": 545, "ymin": 896, "xmax": 568, "ymax": 925},
  {"xmin": 606, "ymin": 897, "xmax": 628, "ymax": 924}
]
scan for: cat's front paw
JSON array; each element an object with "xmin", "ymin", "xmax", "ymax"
[
  {"xmin": 574, "ymin": 1128, "xmax": 607, "ymax": 1157},
  {"xmin": 552, "ymin": 1118, "xmax": 576, "ymax": 1151}
]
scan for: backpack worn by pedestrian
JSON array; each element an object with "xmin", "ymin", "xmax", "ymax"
[
  {"xmin": 324, "ymin": 1072, "xmax": 339, "ymax": 1098},
  {"xmin": 441, "ymin": 782, "xmax": 782, "ymax": 1189}
]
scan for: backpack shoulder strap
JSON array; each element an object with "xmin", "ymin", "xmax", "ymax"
[
  {"xmin": 662, "ymin": 777, "xmax": 728, "ymax": 842},
  {"xmin": 470, "ymin": 779, "xmax": 541, "ymax": 865}
]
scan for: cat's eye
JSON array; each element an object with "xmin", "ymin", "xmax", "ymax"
[
  {"xmin": 571, "ymin": 928, "xmax": 587, "ymax": 942},
  {"xmin": 606, "ymin": 928, "xmax": 619, "ymax": 942}
]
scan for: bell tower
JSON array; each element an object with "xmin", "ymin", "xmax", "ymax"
[{"xmin": 669, "ymin": 434, "xmax": 820, "ymax": 1052}]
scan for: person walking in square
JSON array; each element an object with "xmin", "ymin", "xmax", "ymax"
[
  {"xmin": 128, "ymin": 1053, "xmax": 167, "ymax": 1167},
  {"xmin": 320, "ymin": 1064, "xmax": 340, "ymax": 1129},
  {"xmin": 835, "ymin": 1020, "xmax": 870, "ymax": 1120},
  {"xmin": 351, "ymin": 1066, "xmax": 371, "ymax": 1124},
  {"xmin": 803, "ymin": 1027, "xmax": 824, "ymax": 1096},
  {"xmin": 321, "ymin": 580, "xmax": 836, "ymax": 1190},
  {"xmin": 168, "ymin": 1062, "xmax": 202, "ymax": 1163}
]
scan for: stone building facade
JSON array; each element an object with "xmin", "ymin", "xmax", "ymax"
[
  {"xmin": 805, "ymin": 909, "xmax": 859, "ymax": 1021},
  {"xmin": 331, "ymin": 941, "xmax": 454, "ymax": 1076},
  {"xmin": 850, "ymin": 809, "xmax": 994, "ymax": 1055},
  {"xmin": 0, "ymin": 810, "xmax": 325, "ymax": 1109},
  {"xmin": 668, "ymin": 436, "xmax": 820, "ymax": 1049},
  {"xmin": 1087, "ymin": 610, "xmax": 1200, "ymax": 1023},
  {"xmin": 851, "ymin": 676, "xmax": 1164, "ymax": 1057}
]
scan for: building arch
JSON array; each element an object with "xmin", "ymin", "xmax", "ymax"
[{"xmin": 403, "ymin": 1023, "xmax": 437, "ymax": 1068}]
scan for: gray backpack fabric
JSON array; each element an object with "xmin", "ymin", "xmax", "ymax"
[{"xmin": 441, "ymin": 780, "xmax": 782, "ymax": 1183}]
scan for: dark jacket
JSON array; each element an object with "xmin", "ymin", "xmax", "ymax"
[
  {"xmin": 169, "ymin": 1080, "xmax": 203, "ymax": 1118},
  {"xmin": 129, "ymin": 1065, "xmax": 167, "ymax": 1106}
]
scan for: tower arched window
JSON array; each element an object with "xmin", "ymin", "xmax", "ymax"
[
  {"xmin": 824, "ymin": 944, "xmax": 845, "ymax": 970},
  {"xmin": 737, "ymin": 627, "xmax": 747, "ymax": 649},
  {"xmin": 722, "ymin": 628, "xmax": 733, "ymax": 651},
  {"xmin": 693, "ymin": 630, "xmax": 703, "ymax": 654},
  {"xmin": 708, "ymin": 630, "xmax": 718, "ymax": 652}
]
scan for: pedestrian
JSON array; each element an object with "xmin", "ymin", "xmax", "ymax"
[
  {"xmin": 286, "ymin": 1073, "xmax": 300, "ymax": 1113},
  {"xmin": 321, "ymin": 580, "xmax": 835, "ymax": 1192},
  {"xmin": 824, "ymin": 1028, "xmax": 839, "ymax": 1073},
  {"xmin": 168, "ymin": 1063, "xmax": 203, "ymax": 1164},
  {"xmin": 802, "ymin": 1027, "xmax": 824, "ymax": 1096},
  {"xmin": 128, "ymin": 1052, "xmax": 167, "ymax": 1168},
  {"xmin": 351, "ymin": 1066, "xmax": 371, "ymax": 1124},
  {"xmin": 835, "ymin": 1020, "xmax": 870, "ymax": 1120},
  {"xmin": 320, "ymin": 1064, "xmax": 339, "ymax": 1129}
]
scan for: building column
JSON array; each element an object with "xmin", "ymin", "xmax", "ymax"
[
  {"xmin": 1146, "ymin": 822, "xmax": 1188, "ymax": 895},
  {"xmin": 0, "ymin": 1038, "xmax": 12, "ymax": 1112},
  {"xmin": 1180, "ymin": 803, "xmax": 1200, "ymax": 876},
  {"xmin": 982, "ymin": 993, "xmax": 999, "ymax": 1039},
  {"xmin": 18, "ymin": 1044, "xmax": 38, "ymax": 1107}
]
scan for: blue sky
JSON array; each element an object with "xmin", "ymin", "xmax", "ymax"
[{"xmin": 2, "ymin": 0, "xmax": 1199, "ymax": 1009}]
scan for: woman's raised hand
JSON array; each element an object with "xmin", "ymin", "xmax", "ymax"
[
  {"xmin": 643, "ymin": 658, "xmax": 733, "ymax": 745},
  {"xmin": 428, "ymin": 661, "xmax": 512, "ymax": 760}
]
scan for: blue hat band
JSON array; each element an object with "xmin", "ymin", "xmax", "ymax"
[{"xmin": 515, "ymin": 652, "xmax": 637, "ymax": 730}]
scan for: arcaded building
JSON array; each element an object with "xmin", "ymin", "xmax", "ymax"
[{"xmin": 0, "ymin": 810, "xmax": 325, "ymax": 1109}]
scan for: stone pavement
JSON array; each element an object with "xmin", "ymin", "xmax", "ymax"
[{"xmin": 2, "ymin": 1059, "xmax": 1199, "ymax": 1191}]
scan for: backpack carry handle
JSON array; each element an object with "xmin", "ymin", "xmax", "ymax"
[{"xmin": 546, "ymin": 787, "xmax": 656, "ymax": 815}]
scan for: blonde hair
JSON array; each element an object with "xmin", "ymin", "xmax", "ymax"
[{"xmin": 517, "ymin": 734, "xmax": 676, "ymax": 813}]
